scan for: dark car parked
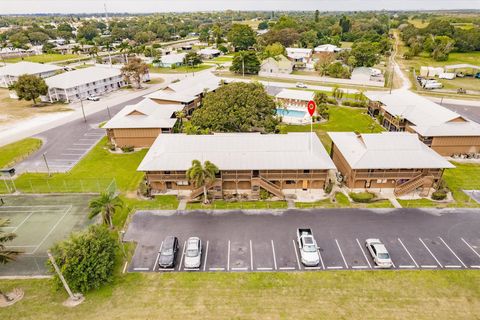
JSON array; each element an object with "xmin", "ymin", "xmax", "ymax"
[{"xmin": 158, "ymin": 236, "xmax": 179, "ymax": 269}]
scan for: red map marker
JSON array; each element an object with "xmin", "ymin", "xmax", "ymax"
[{"xmin": 307, "ymin": 100, "xmax": 316, "ymax": 117}]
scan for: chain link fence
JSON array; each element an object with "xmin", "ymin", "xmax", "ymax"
[{"xmin": 0, "ymin": 177, "xmax": 115, "ymax": 194}]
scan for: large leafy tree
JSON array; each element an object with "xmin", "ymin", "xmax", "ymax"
[
  {"xmin": 350, "ymin": 41, "xmax": 380, "ymax": 67},
  {"xmin": 49, "ymin": 225, "xmax": 117, "ymax": 293},
  {"xmin": 186, "ymin": 160, "xmax": 219, "ymax": 204},
  {"xmin": 12, "ymin": 74, "xmax": 48, "ymax": 105},
  {"xmin": 191, "ymin": 82, "xmax": 279, "ymax": 133},
  {"xmin": 88, "ymin": 191, "xmax": 124, "ymax": 229},
  {"xmin": 261, "ymin": 42, "xmax": 285, "ymax": 59},
  {"xmin": 230, "ymin": 51, "xmax": 260, "ymax": 75},
  {"xmin": 227, "ymin": 24, "xmax": 256, "ymax": 51},
  {"xmin": 183, "ymin": 51, "xmax": 202, "ymax": 67},
  {"xmin": 261, "ymin": 28, "xmax": 300, "ymax": 47},
  {"xmin": 121, "ymin": 57, "xmax": 149, "ymax": 89}
]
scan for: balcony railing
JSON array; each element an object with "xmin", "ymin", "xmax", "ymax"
[{"xmin": 354, "ymin": 171, "xmax": 441, "ymax": 180}]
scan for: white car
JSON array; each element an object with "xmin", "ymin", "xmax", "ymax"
[
  {"xmin": 184, "ymin": 237, "xmax": 202, "ymax": 269},
  {"xmin": 365, "ymin": 238, "xmax": 393, "ymax": 268},
  {"xmin": 86, "ymin": 96, "xmax": 100, "ymax": 101},
  {"xmin": 295, "ymin": 82, "xmax": 307, "ymax": 88}
]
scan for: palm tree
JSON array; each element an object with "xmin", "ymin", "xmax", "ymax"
[
  {"xmin": 175, "ymin": 110, "xmax": 186, "ymax": 130},
  {"xmin": 0, "ymin": 219, "xmax": 21, "ymax": 302},
  {"xmin": 88, "ymin": 191, "xmax": 124, "ymax": 229},
  {"xmin": 118, "ymin": 41, "xmax": 130, "ymax": 63},
  {"xmin": 186, "ymin": 160, "xmax": 219, "ymax": 204},
  {"xmin": 71, "ymin": 45, "xmax": 81, "ymax": 55}
]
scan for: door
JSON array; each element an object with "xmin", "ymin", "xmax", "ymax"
[{"xmin": 302, "ymin": 180, "xmax": 308, "ymax": 190}]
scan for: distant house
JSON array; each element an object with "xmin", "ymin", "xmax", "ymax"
[
  {"xmin": 0, "ymin": 61, "xmax": 63, "ymax": 88},
  {"xmin": 104, "ymin": 98, "xmax": 183, "ymax": 148},
  {"xmin": 351, "ymin": 67, "xmax": 384, "ymax": 84},
  {"xmin": 366, "ymin": 91, "xmax": 480, "ymax": 156},
  {"xmin": 328, "ymin": 132, "xmax": 454, "ymax": 196},
  {"xmin": 314, "ymin": 44, "xmax": 342, "ymax": 53},
  {"xmin": 181, "ymin": 44, "xmax": 193, "ymax": 51},
  {"xmin": 153, "ymin": 53, "xmax": 186, "ymax": 68},
  {"xmin": 44, "ymin": 66, "xmax": 126, "ymax": 102},
  {"xmin": 286, "ymin": 48, "xmax": 313, "ymax": 69},
  {"xmin": 197, "ymin": 48, "xmax": 221, "ymax": 59},
  {"xmin": 259, "ymin": 55, "xmax": 293, "ymax": 75},
  {"xmin": 138, "ymin": 132, "xmax": 336, "ymax": 199},
  {"xmin": 275, "ymin": 88, "xmax": 314, "ymax": 108}
]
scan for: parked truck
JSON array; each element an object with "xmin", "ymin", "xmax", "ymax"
[{"xmin": 297, "ymin": 228, "xmax": 320, "ymax": 266}]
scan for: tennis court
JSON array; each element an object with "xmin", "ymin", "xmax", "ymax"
[{"xmin": 0, "ymin": 194, "xmax": 95, "ymax": 276}]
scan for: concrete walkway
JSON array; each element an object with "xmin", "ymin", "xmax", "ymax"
[{"xmin": 388, "ymin": 197, "xmax": 403, "ymax": 208}]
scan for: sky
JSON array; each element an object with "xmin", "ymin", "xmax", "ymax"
[{"xmin": 0, "ymin": 0, "xmax": 479, "ymax": 14}]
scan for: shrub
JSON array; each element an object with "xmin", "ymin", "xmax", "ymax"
[
  {"xmin": 48, "ymin": 225, "xmax": 118, "ymax": 293},
  {"xmin": 326, "ymin": 97, "xmax": 338, "ymax": 105},
  {"xmin": 260, "ymin": 189, "xmax": 271, "ymax": 200},
  {"xmin": 324, "ymin": 180, "xmax": 333, "ymax": 194},
  {"xmin": 121, "ymin": 145, "xmax": 134, "ymax": 153},
  {"xmin": 349, "ymin": 191, "xmax": 375, "ymax": 203},
  {"xmin": 431, "ymin": 190, "xmax": 447, "ymax": 201},
  {"xmin": 342, "ymin": 100, "xmax": 367, "ymax": 108}
]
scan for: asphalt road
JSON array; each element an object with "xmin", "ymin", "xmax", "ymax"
[
  {"xmin": 15, "ymin": 95, "xmax": 145, "ymax": 174},
  {"xmin": 442, "ymin": 103, "xmax": 480, "ymax": 124},
  {"xmin": 124, "ymin": 208, "xmax": 480, "ymax": 273}
]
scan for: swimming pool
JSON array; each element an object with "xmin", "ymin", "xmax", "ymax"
[{"xmin": 276, "ymin": 108, "xmax": 306, "ymax": 118}]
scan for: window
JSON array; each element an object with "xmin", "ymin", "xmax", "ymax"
[{"xmin": 177, "ymin": 181, "xmax": 189, "ymax": 186}]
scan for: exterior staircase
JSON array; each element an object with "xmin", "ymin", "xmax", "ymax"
[
  {"xmin": 252, "ymin": 176, "xmax": 285, "ymax": 199},
  {"xmin": 394, "ymin": 174, "xmax": 434, "ymax": 197},
  {"xmin": 189, "ymin": 180, "xmax": 221, "ymax": 200}
]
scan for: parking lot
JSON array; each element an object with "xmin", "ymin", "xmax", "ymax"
[{"xmin": 124, "ymin": 208, "xmax": 480, "ymax": 273}]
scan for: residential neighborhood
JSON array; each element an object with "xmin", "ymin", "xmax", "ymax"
[{"xmin": 0, "ymin": 1, "xmax": 480, "ymax": 319}]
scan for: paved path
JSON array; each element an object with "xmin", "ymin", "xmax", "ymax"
[{"xmin": 125, "ymin": 208, "xmax": 480, "ymax": 273}]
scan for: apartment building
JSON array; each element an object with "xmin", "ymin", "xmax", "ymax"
[
  {"xmin": 0, "ymin": 61, "xmax": 63, "ymax": 88},
  {"xmin": 44, "ymin": 66, "xmax": 126, "ymax": 102},
  {"xmin": 366, "ymin": 91, "xmax": 480, "ymax": 156},
  {"xmin": 275, "ymin": 88, "xmax": 314, "ymax": 108},
  {"xmin": 328, "ymin": 132, "xmax": 454, "ymax": 196},
  {"xmin": 138, "ymin": 133, "xmax": 336, "ymax": 200}
]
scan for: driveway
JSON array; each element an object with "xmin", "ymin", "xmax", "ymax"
[{"xmin": 124, "ymin": 208, "xmax": 480, "ymax": 272}]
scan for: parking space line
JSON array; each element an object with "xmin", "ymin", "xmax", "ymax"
[
  {"xmin": 335, "ymin": 239, "xmax": 348, "ymax": 268},
  {"xmin": 352, "ymin": 266, "xmax": 368, "ymax": 269},
  {"xmin": 356, "ymin": 238, "xmax": 372, "ymax": 269},
  {"xmin": 184, "ymin": 268, "xmax": 200, "ymax": 271},
  {"xmin": 133, "ymin": 267, "xmax": 150, "ymax": 271},
  {"xmin": 293, "ymin": 240, "xmax": 302, "ymax": 270},
  {"xmin": 438, "ymin": 237, "xmax": 466, "ymax": 268},
  {"xmin": 231, "ymin": 267, "xmax": 248, "ymax": 271},
  {"xmin": 398, "ymin": 238, "xmax": 419, "ymax": 268},
  {"xmin": 421, "ymin": 265, "xmax": 438, "ymax": 268},
  {"xmin": 249, "ymin": 240, "xmax": 253, "ymax": 271},
  {"xmin": 279, "ymin": 267, "xmax": 295, "ymax": 270},
  {"xmin": 326, "ymin": 266, "xmax": 343, "ymax": 269},
  {"xmin": 73, "ymin": 143, "xmax": 93, "ymax": 146},
  {"xmin": 271, "ymin": 240, "xmax": 277, "ymax": 270},
  {"xmin": 227, "ymin": 240, "xmax": 231, "ymax": 271},
  {"xmin": 178, "ymin": 241, "xmax": 186, "ymax": 271},
  {"xmin": 257, "ymin": 267, "xmax": 273, "ymax": 271},
  {"xmin": 305, "ymin": 266, "xmax": 321, "ymax": 270},
  {"xmin": 152, "ymin": 242, "xmax": 163, "ymax": 272},
  {"xmin": 122, "ymin": 261, "xmax": 128, "ymax": 274},
  {"xmin": 399, "ymin": 265, "xmax": 416, "ymax": 269},
  {"xmin": 158, "ymin": 268, "xmax": 175, "ymax": 272},
  {"xmin": 444, "ymin": 265, "xmax": 462, "ymax": 268},
  {"xmin": 471, "ymin": 265, "xmax": 480, "ymax": 269},
  {"xmin": 317, "ymin": 247, "xmax": 325, "ymax": 270},
  {"xmin": 461, "ymin": 238, "xmax": 480, "ymax": 260},
  {"xmin": 202, "ymin": 241, "xmax": 209, "ymax": 272},
  {"xmin": 209, "ymin": 267, "xmax": 225, "ymax": 271},
  {"xmin": 419, "ymin": 238, "xmax": 443, "ymax": 268}
]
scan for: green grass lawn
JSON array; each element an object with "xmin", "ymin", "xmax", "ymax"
[
  {"xmin": 0, "ymin": 137, "xmax": 146, "ymax": 194},
  {"xmin": 296, "ymin": 192, "xmax": 393, "ymax": 209},
  {"xmin": 285, "ymin": 106, "xmax": 384, "ymax": 152},
  {"xmin": 149, "ymin": 63, "xmax": 213, "ymax": 74},
  {"xmin": 186, "ymin": 200, "xmax": 287, "ymax": 210},
  {"xmin": 211, "ymin": 55, "xmax": 233, "ymax": 62},
  {"xmin": 4, "ymin": 53, "xmax": 82, "ymax": 63},
  {"xmin": 114, "ymin": 195, "xmax": 179, "ymax": 227},
  {"xmin": 1, "ymin": 271, "xmax": 480, "ymax": 319},
  {"xmin": 0, "ymin": 138, "xmax": 42, "ymax": 169}
]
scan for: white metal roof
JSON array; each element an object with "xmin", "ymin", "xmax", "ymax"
[
  {"xmin": 138, "ymin": 132, "xmax": 336, "ymax": 171},
  {"xmin": 444, "ymin": 64, "xmax": 480, "ymax": 70},
  {"xmin": 103, "ymin": 98, "xmax": 183, "ymax": 129},
  {"xmin": 160, "ymin": 53, "xmax": 186, "ymax": 64},
  {"xmin": 365, "ymin": 91, "xmax": 465, "ymax": 127},
  {"xmin": 0, "ymin": 61, "xmax": 63, "ymax": 77},
  {"xmin": 197, "ymin": 48, "xmax": 221, "ymax": 55},
  {"xmin": 411, "ymin": 121, "xmax": 480, "ymax": 137},
  {"xmin": 328, "ymin": 132, "xmax": 454, "ymax": 170},
  {"xmin": 45, "ymin": 66, "xmax": 122, "ymax": 89},
  {"xmin": 145, "ymin": 91, "xmax": 197, "ymax": 103},
  {"xmin": 164, "ymin": 72, "xmax": 221, "ymax": 96},
  {"xmin": 314, "ymin": 44, "xmax": 341, "ymax": 52},
  {"xmin": 275, "ymin": 89, "xmax": 314, "ymax": 101},
  {"xmin": 286, "ymin": 48, "xmax": 312, "ymax": 56}
]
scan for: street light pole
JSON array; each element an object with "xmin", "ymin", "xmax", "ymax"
[
  {"xmin": 80, "ymin": 99, "xmax": 86, "ymax": 123},
  {"xmin": 42, "ymin": 153, "xmax": 50, "ymax": 177},
  {"xmin": 106, "ymin": 105, "xmax": 111, "ymax": 119}
]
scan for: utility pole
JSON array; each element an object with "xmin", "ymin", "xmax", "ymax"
[
  {"xmin": 47, "ymin": 251, "xmax": 84, "ymax": 305},
  {"xmin": 106, "ymin": 105, "xmax": 111, "ymax": 119},
  {"xmin": 43, "ymin": 153, "xmax": 50, "ymax": 177},
  {"xmin": 80, "ymin": 99, "xmax": 87, "ymax": 123}
]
